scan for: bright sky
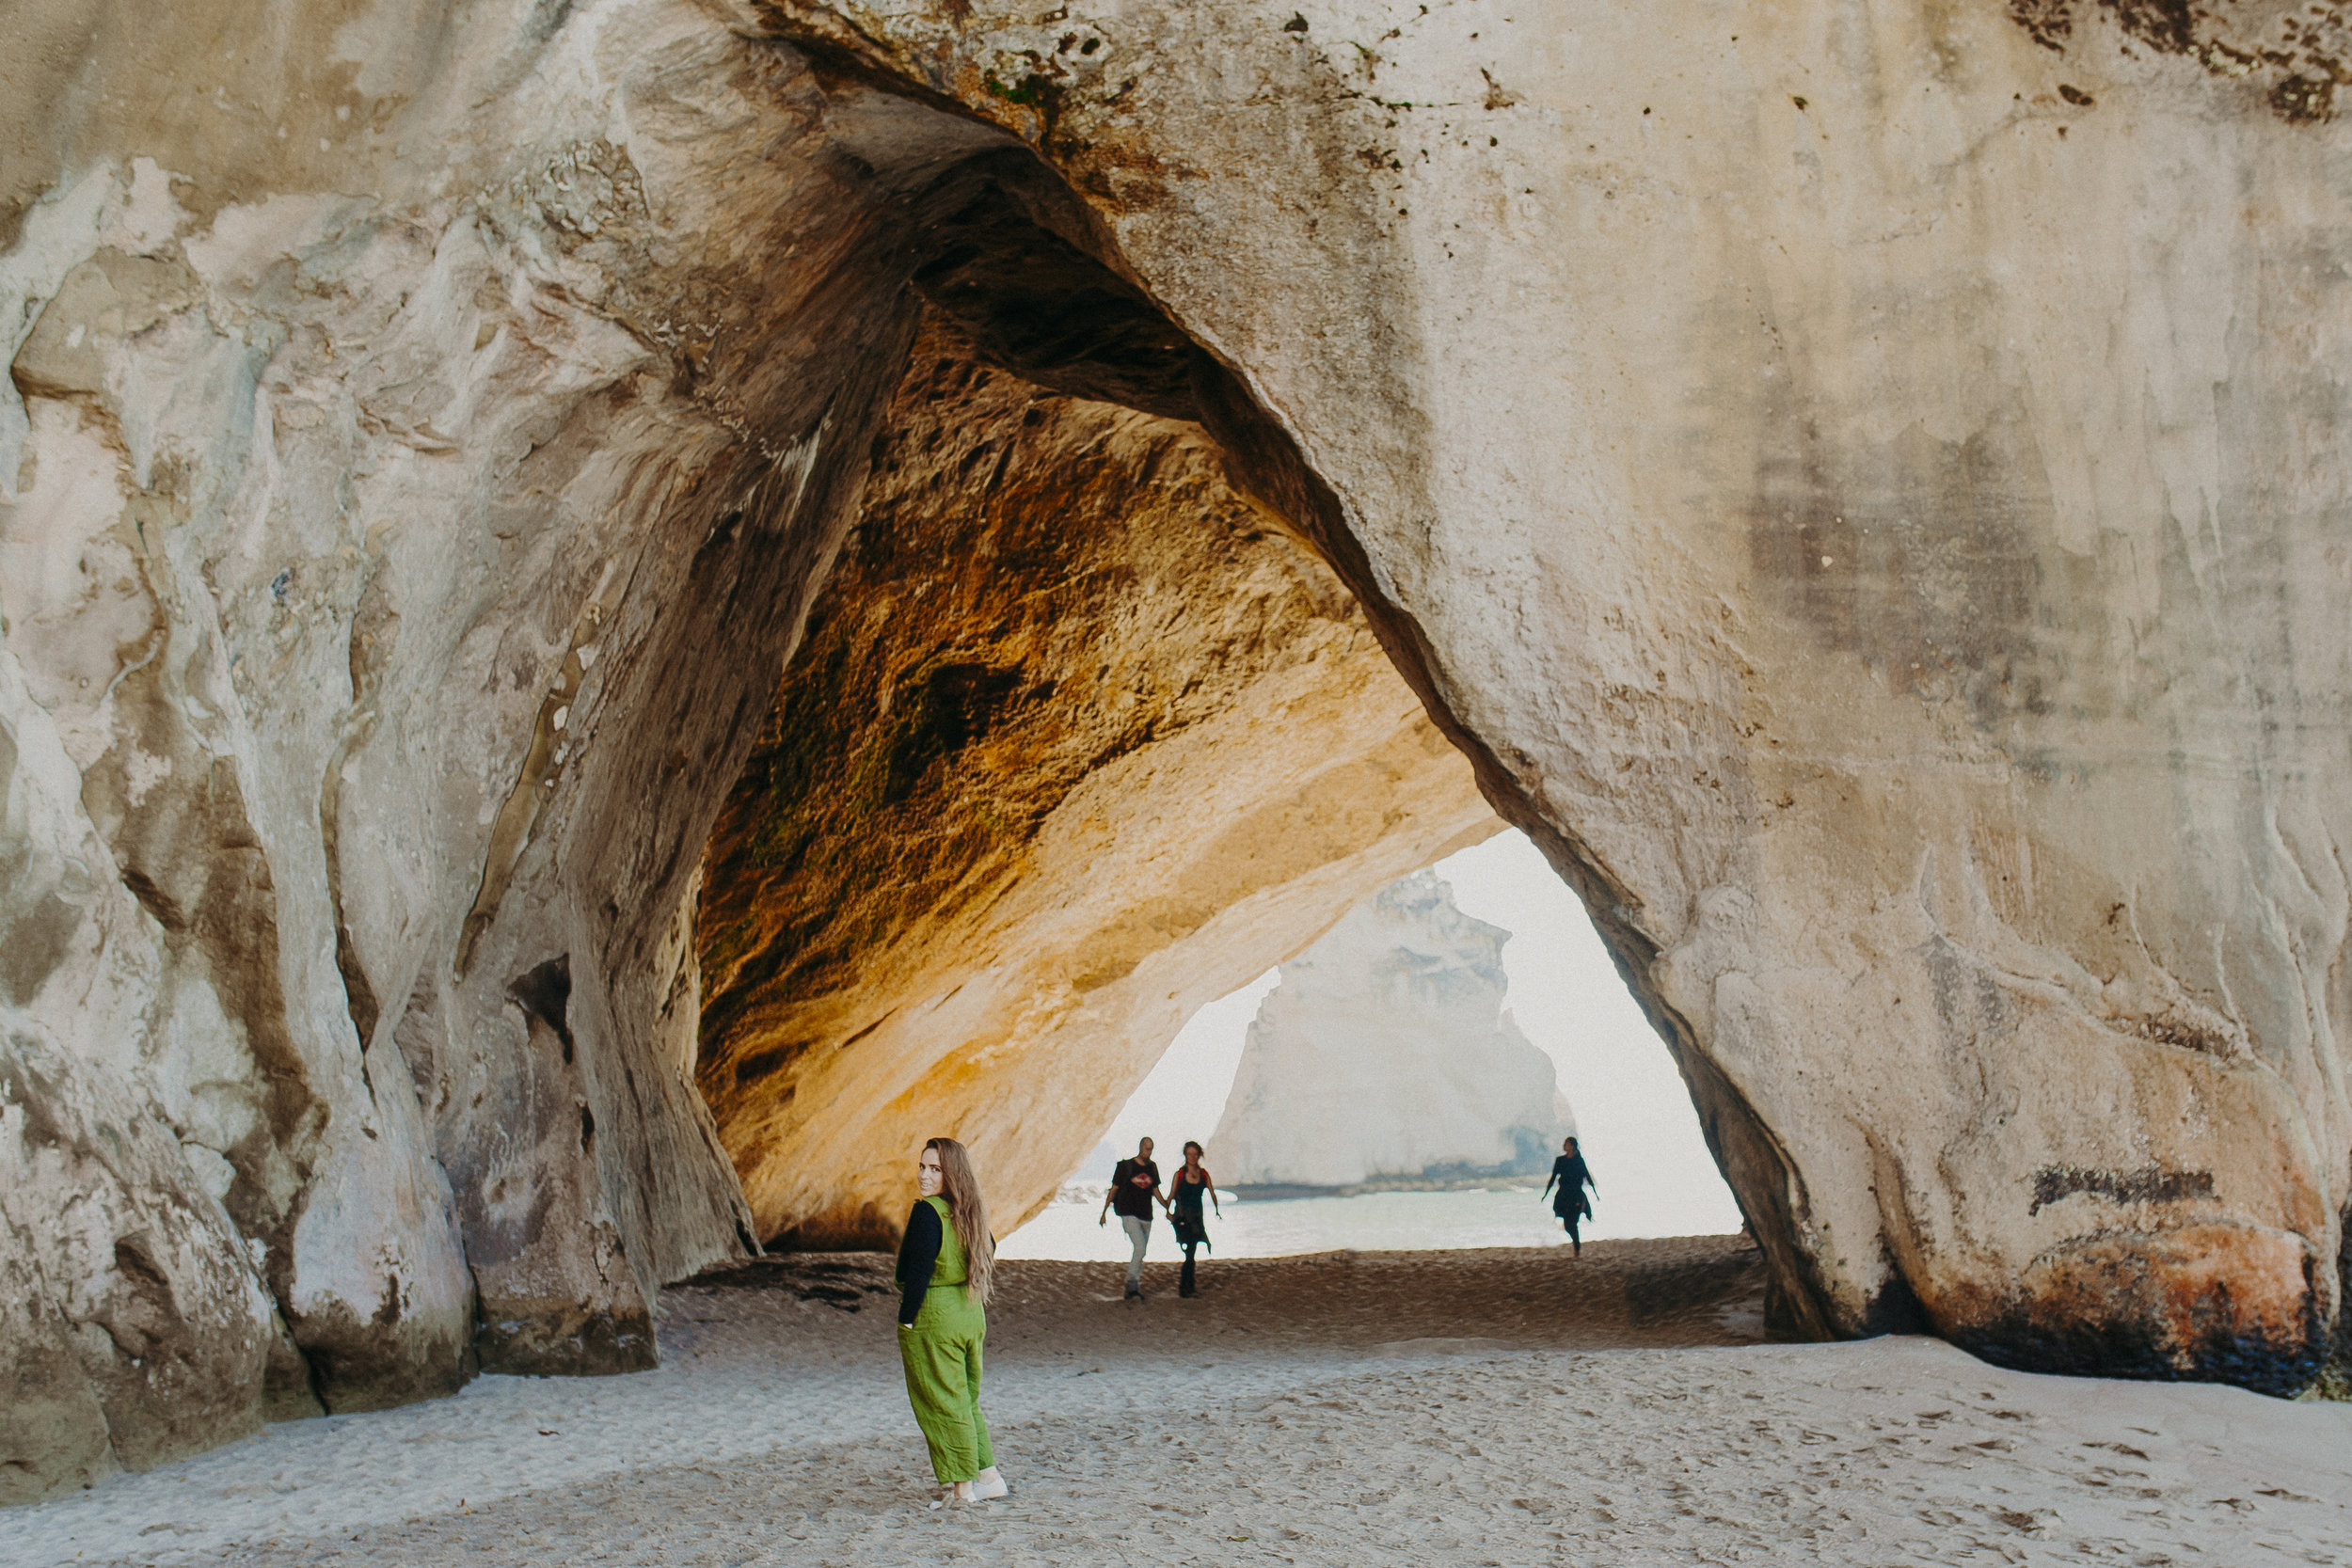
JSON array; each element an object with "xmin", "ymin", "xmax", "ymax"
[{"xmin": 1093, "ymin": 829, "xmax": 1746, "ymax": 1239}]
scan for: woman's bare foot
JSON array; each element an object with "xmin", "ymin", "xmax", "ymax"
[
  {"xmin": 970, "ymin": 1465, "xmax": 1008, "ymax": 1501},
  {"xmin": 953, "ymin": 1480, "xmax": 976, "ymax": 1504}
]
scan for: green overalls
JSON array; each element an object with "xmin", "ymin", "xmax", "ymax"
[{"xmin": 898, "ymin": 1194, "xmax": 993, "ymax": 1484}]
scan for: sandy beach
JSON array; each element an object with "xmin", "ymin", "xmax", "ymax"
[{"xmin": 8, "ymin": 1237, "xmax": 2348, "ymax": 1567}]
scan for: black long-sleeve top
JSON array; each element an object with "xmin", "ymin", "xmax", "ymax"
[
  {"xmin": 1543, "ymin": 1154, "xmax": 1596, "ymax": 1211},
  {"xmin": 895, "ymin": 1200, "xmax": 943, "ymax": 1327}
]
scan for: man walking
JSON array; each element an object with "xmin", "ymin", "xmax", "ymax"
[{"xmin": 1097, "ymin": 1136, "xmax": 1165, "ymax": 1301}]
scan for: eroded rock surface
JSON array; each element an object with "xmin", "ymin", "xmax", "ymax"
[
  {"xmin": 738, "ymin": 0, "xmax": 2352, "ymax": 1389},
  {"xmin": 0, "ymin": 0, "xmax": 1034, "ymax": 1491},
  {"xmin": 4, "ymin": 0, "xmax": 2352, "ymax": 1502},
  {"xmin": 694, "ymin": 324, "xmax": 1493, "ymax": 1244}
]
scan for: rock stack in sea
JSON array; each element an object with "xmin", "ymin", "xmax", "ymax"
[{"xmin": 1210, "ymin": 873, "xmax": 1569, "ymax": 1194}]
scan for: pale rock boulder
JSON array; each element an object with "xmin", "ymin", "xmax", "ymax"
[
  {"xmin": 0, "ymin": 647, "xmax": 274, "ymax": 1500},
  {"xmin": 1212, "ymin": 871, "xmax": 1567, "ymax": 1191}
]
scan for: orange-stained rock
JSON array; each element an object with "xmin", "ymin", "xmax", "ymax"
[
  {"xmin": 1931, "ymin": 1224, "xmax": 2324, "ymax": 1391},
  {"xmin": 694, "ymin": 324, "xmax": 1494, "ymax": 1244}
]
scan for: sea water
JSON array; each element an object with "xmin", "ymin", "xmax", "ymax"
[{"xmin": 997, "ymin": 1180, "xmax": 1687, "ymax": 1260}]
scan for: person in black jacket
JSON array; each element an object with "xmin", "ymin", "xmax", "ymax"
[{"xmin": 1540, "ymin": 1135, "xmax": 1597, "ymax": 1255}]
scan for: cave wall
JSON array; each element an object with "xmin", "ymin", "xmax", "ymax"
[
  {"xmin": 733, "ymin": 0, "xmax": 2352, "ymax": 1387},
  {"xmin": 694, "ymin": 320, "xmax": 1494, "ymax": 1246},
  {"xmin": 0, "ymin": 0, "xmax": 1041, "ymax": 1497}
]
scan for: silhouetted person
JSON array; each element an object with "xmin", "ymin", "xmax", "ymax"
[
  {"xmin": 1097, "ymin": 1135, "xmax": 1164, "ymax": 1300},
  {"xmin": 1167, "ymin": 1140, "xmax": 1221, "ymax": 1297},
  {"xmin": 1541, "ymin": 1135, "xmax": 1597, "ymax": 1255}
]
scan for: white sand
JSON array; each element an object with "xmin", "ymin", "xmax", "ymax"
[{"xmin": 7, "ymin": 1240, "xmax": 2348, "ymax": 1566}]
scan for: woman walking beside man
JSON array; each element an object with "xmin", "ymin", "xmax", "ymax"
[
  {"xmin": 1098, "ymin": 1135, "xmax": 1222, "ymax": 1299},
  {"xmin": 1167, "ymin": 1141, "xmax": 1220, "ymax": 1297}
]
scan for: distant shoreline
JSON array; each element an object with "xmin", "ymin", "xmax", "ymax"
[{"xmin": 1224, "ymin": 1173, "xmax": 1548, "ymax": 1201}]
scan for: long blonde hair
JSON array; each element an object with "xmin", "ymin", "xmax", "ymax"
[{"xmin": 926, "ymin": 1136, "xmax": 994, "ymax": 1305}]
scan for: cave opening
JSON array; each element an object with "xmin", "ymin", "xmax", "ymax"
[
  {"xmin": 675, "ymin": 115, "xmax": 1750, "ymax": 1290},
  {"xmin": 1014, "ymin": 828, "xmax": 1750, "ymax": 1263}
]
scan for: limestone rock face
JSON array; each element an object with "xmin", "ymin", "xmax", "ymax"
[
  {"xmin": 0, "ymin": 0, "xmax": 1013, "ymax": 1488},
  {"xmin": 693, "ymin": 325, "xmax": 1496, "ymax": 1246},
  {"xmin": 5, "ymin": 0, "xmax": 2352, "ymax": 1501},
  {"xmin": 744, "ymin": 0, "xmax": 2352, "ymax": 1393},
  {"xmin": 1211, "ymin": 871, "xmax": 1566, "ymax": 1191}
]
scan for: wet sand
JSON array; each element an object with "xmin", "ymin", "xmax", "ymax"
[{"xmin": 8, "ymin": 1237, "xmax": 2350, "ymax": 1566}]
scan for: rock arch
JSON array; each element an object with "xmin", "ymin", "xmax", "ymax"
[
  {"xmin": 691, "ymin": 309, "xmax": 1498, "ymax": 1249},
  {"xmin": 4, "ymin": 0, "xmax": 2350, "ymax": 1504}
]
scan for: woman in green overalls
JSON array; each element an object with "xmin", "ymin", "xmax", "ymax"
[{"xmin": 896, "ymin": 1136, "xmax": 1007, "ymax": 1505}]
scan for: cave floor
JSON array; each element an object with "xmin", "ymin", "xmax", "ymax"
[{"xmin": 8, "ymin": 1237, "xmax": 2350, "ymax": 1567}]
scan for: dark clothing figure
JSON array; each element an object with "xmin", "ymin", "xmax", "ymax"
[
  {"xmin": 1168, "ymin": 1168, "xmax": 1213, "ymax": 1296},
  {"xmin": 1110, "ymin": 1157, "xmax": 1162, "ymax": 1296},
  {"xmin": 895, "ymin": 1198, "xmax": 946, "ymax": 1326},
  {"xmin": 1542, "ymin": 1152, "xmax": 1597, "ymax": 1251},
  {"xmin": 1109, "ymin": 1158, "xmax": 1162, "ymax": 1220}
]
